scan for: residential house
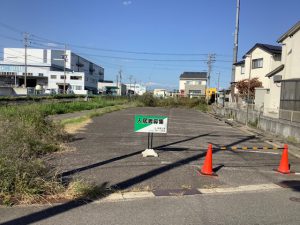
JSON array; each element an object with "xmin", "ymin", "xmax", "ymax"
[
  {"xmin": 179, "ymin": 72, "xmax": 207, "ymax": 98},
  {"xmin": 265, "ymin": 21, "xmax": 300, "ymax": 121},
  {"xmin": 233, "ymin": 43, "xmax": 282, "ymax": 109}
]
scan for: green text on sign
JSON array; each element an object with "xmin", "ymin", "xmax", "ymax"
[{"xmin": 134, "ymin": 115, "xmax": 168, "ymax": 133}]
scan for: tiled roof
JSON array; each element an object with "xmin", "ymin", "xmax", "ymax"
[
  {"xmin": 243, "ymin": 43, "xmax": 282, "ymax": 58},
  {"xmin": 233, "ymin": 60, "xmax": 245, "ymax": 66},
  {"xmin": 180, "ymin": 72, "xmax": 207, "ymax": 79},
  {"xmin": 278, "ymin": 21, "xmax": 300, "ymax": 43}
]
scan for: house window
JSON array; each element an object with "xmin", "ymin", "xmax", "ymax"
[
  {"xmin": 50, "ymin": 75, "xmax": 57, "ymax": 79},
  {"xmin": 70, "ymin": 76, "xmax": 82, "ymax": 80},
  {"xmin": 60, "ymin": 75, "xmax": 66, "ymax": 79},
  {"xmin": 38, "ymin": 73, "xmax": 44, "ymax": 77},
  {"xmin": 72, "ymin": 85, "xmax": 82, "ymax": 90},
  {"xmin": 22, "ymin": 73, "xmax": 33, "ymax": 76},
  {"xmin": 273, "ymin": 54, "xmax": 281, "ymax": 61},
  {"xmin": 241, "ymin": 65, "xmax": 245, "ymax": 74},
  {"xmin": 252, "ymin": 58, "xmax": 263, "ymax": 69}
]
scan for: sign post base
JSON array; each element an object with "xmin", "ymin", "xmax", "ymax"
[{"xmin": 142, "ymin": 149, "xmax": 158, "ymax": 157}]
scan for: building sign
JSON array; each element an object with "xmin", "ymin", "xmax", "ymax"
[
  {"xmin": 134, "ymin": 115, "xmax": 168, "ymax": 133},
  {"xmin": 0, "ymin": 65, "xmax": 25, "ymax": 73}
]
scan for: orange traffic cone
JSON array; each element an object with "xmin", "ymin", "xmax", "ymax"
[
  {"xmin": 200, "ymin": 144, "xmax": 217, "ymax": 176},
  {"xmin": 276, "ymin": 144, "xmax": 291, "ymax": 174}
]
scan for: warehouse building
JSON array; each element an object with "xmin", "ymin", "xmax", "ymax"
[{"xmin": 0, "ymin": 48, "xmax": 104, "ymax": 94}]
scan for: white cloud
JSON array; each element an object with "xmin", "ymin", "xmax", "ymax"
[
  {"xmin": 47, "ymin": 42, "xmax": 60, "ymax": 47},
  {"xmin": 144, "ymin": 82, "xmax": 161, "ymax": 86},
  {"xmin": 122, "ymin": 1, "xmax": 132, "ymax": 6}
]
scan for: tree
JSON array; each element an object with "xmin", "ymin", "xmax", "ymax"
[{"xmin": 236, "ymin": 78, "xmax": 262, "ymax": 100}]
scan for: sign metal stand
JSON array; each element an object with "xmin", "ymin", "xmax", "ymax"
[
  {"xmin": 147, "ymin": 132, "xmax": 154, "ymax": 149},
  {"xmin": 134, "ymin": 115, "xmax": 168, "ymax": 157}
]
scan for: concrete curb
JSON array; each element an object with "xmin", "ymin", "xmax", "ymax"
[{"xmin": 94, "ymin": 183, "xmax": 283, "ymax": 203}]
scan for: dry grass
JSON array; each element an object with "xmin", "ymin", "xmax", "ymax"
[
  {"xmin": 181, "ymin": 184, "xmax": 192, "ymax": 189},
  {"xmin": 64, "ymin": 118, "xmax": 92, "ymax": 134}
]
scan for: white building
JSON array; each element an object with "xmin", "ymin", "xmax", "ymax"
[
  {"xmin": 98, "ymin": 81, "xmax": 126, "ymax": 96},
  {"xmin": 265, "ymin": 21, "xmax": 300, "ymax": 120},
  {"xmin": 125, "ymin": 83, "xmax": 146, "ymax": 96},
  {"xmin": 0, "ymin": 48, "xmax": 104, "ymax": 94},
  {"xmin": 179, "ymin": 72, "xmax": 207, "ymax": 97},
  {"xmin": 153, "ymin": 89, "xmax": 169, "ymax": 98}
]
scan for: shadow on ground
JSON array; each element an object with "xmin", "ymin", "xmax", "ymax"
[{"xmin": 0, "ymin": 135, "xmax": 256, "ymax": 225}]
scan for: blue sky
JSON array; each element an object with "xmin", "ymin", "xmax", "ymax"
[{"xmin": 0, "ymin": 0, "xmax": 299, "ymax": 90}]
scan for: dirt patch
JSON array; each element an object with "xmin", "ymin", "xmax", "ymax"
[{"xmin": 64, "ymin": 118, "xmax": 92, "ymax": 134}]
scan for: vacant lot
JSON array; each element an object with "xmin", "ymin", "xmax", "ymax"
[{"xmin": 51, "ymin": 107, "xmax": 300, "ymax": 191}]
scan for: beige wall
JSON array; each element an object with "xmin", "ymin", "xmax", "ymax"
[
  {"xmin": 263, "ymin": 77, "xmax": 281, "ymax": 118},
  {"xmin": 281, "ymin": 29, "xmax": 300, "ymax": 79},
  {"xmin": 179, "ymin": 79, "xmax": 206, "ymax": 92},
  {"xmin": 234, "ymin": 64, "xmax": 245, "ymax": 93}
]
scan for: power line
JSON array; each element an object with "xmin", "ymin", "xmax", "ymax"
[
  {"xmin": 31, "ymin": 34, "xmax": 233, "ymax": 58},
  {"xmin": 0, "ymin": 21, "xmax": 233, "ymax": 59},
  {"xmin": 0, "ymin": 22, "xmax": 24, "ymax": 34},
  {"xmin": 0, "ymin": 34, "xmax": 23, "ymax": 43},
  {"xmin": 76, "ymin": 52, "xmax": 232, "ymax": 62}
]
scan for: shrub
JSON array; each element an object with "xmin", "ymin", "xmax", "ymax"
[{"xmin": 139, "ymin": 93, "xmax": 157, "ymax": 107}]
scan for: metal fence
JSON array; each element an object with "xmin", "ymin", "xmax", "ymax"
[
  {"xmin": 280, "ymin": 79, "xmax": 300, "ymax": 111},
  {"xmin": 279, "ymin": 109, "xmax": 300, "ymax": 123}
]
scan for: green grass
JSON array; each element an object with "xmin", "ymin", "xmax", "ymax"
[
  {"xmin": 0, "ymin": 94, "xmax": 93, "ymax": 101},
  {"xmin": 286, "ymin": 136, "xmax": 298, "ymax": 144},
  {"xmin": 61, "ymin": 103, "xmax": 137, "ymax": 126},
  {"xmin": 0, "ymin": 96, "xmax": 130, "ymax": 205},
  {"xmin": 137, "ymin": 93, "xmax": 208, "ymax": 111}
]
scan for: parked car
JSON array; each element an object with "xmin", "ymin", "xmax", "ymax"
[{"xmin": 44, "ymin": 89, "xmax": 56, "ymax": 95}]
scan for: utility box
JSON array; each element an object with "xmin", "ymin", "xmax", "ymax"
[{"xmin": 273, "ymin": 75, "xmax": 282, "ymax": 83}]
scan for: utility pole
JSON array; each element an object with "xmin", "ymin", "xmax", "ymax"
[
  {"xmin": 53, "ymin": 45, "xmax": 68, "ymax": 94},
  {"xmin": 206, "ymin": 53, "xmax": 216, "ymax": 103},
  {"xmin": 231, "ymin": 0, "xmax": 241, "ymax": 102},
  {"xmin": 119, "ymin": 70, "xmax": 122, "ymax": 95},
  {"xmin": 218, "ymin": 72, "xmax": 221, "ymax": 92},
  {"xmin": 23, "ymin": 32, "xmax": 29, "ymax": 88},
  {"xmin": 129, "ymin": 75, "xmax": 133, "ymax": 96},
  {"xmin": 116, "ymin": 74, "xmax": 119, "ymax": 96},
  {"xmin": 134, "ymin": 79, "xmax": 136, "ymax": 95},
  {"xmin": 63, "ymin": 44, "xmax": 67, "ymax": 94}
]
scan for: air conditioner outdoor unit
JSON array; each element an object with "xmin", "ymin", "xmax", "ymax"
[{"xmin": 273, "ymin": 75, "xmax": 282, "ymax": 83}]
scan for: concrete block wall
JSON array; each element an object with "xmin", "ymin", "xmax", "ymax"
[{"xmin": 215, "ymin": 106, "xmax": 300, "ymax": 142}]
